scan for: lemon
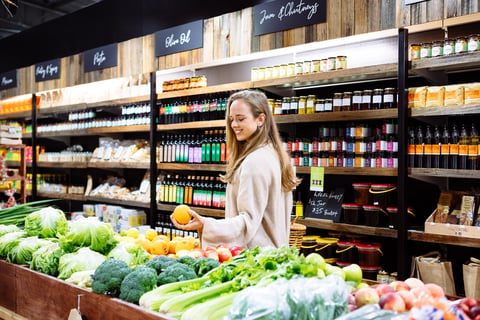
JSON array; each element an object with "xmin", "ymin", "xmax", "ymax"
[
  {"xmin": 145, "ymin": 229, "xmax": 158, "ymax": 241},
  {"xmin": 126, "ymin": 227, "xmax": 139, "ymax": 239},
  {"xmin": 172, "ymin": 204, "xmax": 191, "ymax": 225}
]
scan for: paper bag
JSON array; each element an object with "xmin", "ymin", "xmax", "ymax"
[
  {"xmin": 411, "ymin": 251, "xmax": 456, "ymax": 296},
  {"xmin": 463, "ymin": 257, "xmax": 480, "ymax": 300}
]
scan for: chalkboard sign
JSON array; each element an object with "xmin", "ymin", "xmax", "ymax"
[
  {"xmin": 0, "ymin": 70, "xmax": 16, "ymax": 90},
  {"xmin": 35, "ymin": 59, "xmax": 61, "ymax": 82},
  {"xmin": 304, "ymin": 188, "xmax": 344, "ymax": 221},
  {"xmin": 155, "ymin": 20, "xmax": 203, "ymax": 56},
  {"xmin": 84, "ymin": 43, "xmax": 118, "ymax": 72},
  {"xmin": 254, "ymin": 0, "xmax": 327, "ymax": 36}
]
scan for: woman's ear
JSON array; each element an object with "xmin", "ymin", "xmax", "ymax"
[{"xmin": 257, "ymin": 113, "xmax": 266, "ymax": 127}]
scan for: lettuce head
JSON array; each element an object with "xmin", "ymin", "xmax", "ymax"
[{"xmin": 24, "ymin": 207, "xmax": 69, "ymax": 238}]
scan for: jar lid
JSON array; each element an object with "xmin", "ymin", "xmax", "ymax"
[
  {"xmin": 343, "ymin": 91, "xmax": 352, "ymax": 95},
  {"xmin": 410, "ymin": 43, "xmax": 421, "ymax": 46},
  {"xmin": 319, "ymin": 237, "xmax": 339, "ymax": 244},
  {"xmin": 353, "ymin": 90, "xmax": 363, "ymax": 94},
  {"xmin": 337, "ymin": 240, "xmax": 358, "ymax": 246},
  {"xmin": 371, "ymin": 183, "xmax": 396, "ymax": 188},
  {"xmin": 360, "ymin": 266, "xmax": 382, "ymax": 270},
  {"xmin": 362, "ymin": 205, "xmax": 380, "ymax": 211},
  {"xmin": 352, "ymin": 183, "xmax": 371, "ymax": 187},
  {"xmin": 342, "ymin": 203, "xmax": 362, "ymax": 209},
  {"xmin": 336, "ymin": 261, "xmax": 351, "ymax": 267},
  {"xmin": 386, "ymin": 207, "xmax": 398, "ymax": 212},
  {"xmin": 357, "ymin": 243, "xmax": 381, "ymax": 249},
  {"xmin": 363, "ymin": 89, "xmax": 373, "ymax": 93}
]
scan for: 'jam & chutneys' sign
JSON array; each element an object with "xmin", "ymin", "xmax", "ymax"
[
  {"xmin": 0, "ymin": 70, "xmax": 17, "ymax": 90},
  {"xmin": 254, "ymin": 0, "xmax": 327, "ymax": 36},
  {"xmin": 155, "ymin": 20, "xmax": 203, "ymax": 56},
  {"xmin": 84, "ymin": 43, "xmax": 118, "ymax": 72},
  {"xmin": 35, "ymin": 59, "xmax": 61, "ymax": 82}
]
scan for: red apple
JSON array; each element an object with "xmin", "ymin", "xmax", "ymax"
[
  {"xmin": 187, "ymin": 248, "xmax": 205, "ymax": 259},
  {"xmin": 204, "ymin": 246, "xmax": 217, "ymax": 253},
  {"xmin": 404, "ymin": 277, "xmax": 424, "ymax": 289},
  {"xmin": 379, "ymin": 292, "xmax": 406, "ymax": 313},
  {"xmin": 463, "ymin": 297, "xmax": 480, "ymax": 309},
  {"xmin": 397, "ymin": 289, "xmax": 414, "ymax": 311},
  {"xmin": 470, "ymin": 306, "xmax": 480, "ymax": 319},
  {"xmin": 216, "ymin": 244, "xmax": 230, "ymax": 249},
  {"xmin": 228, "ymin": 246, "xmax": 243, "ymax": 257},
  {"xmin": 424, "ymin": 283, "xmax": 445, "ymax": 299},
  {"xmin": 389, "ymin": 280, "xmax": 410, "ymax": 292},
  {"xmin": 376, "ymin": 283, "xmax": 395, "ymax": 297},
  {"xmin": 355, "ymin": 287, "xmax": 380, "ymax": 307},
  {"xmin": 216, "ymin": 247, "xmax": 233, "ymax": 263},
  {"xmin": 205, "ymin": 250, "xmax": 219, "ymax": 261}
]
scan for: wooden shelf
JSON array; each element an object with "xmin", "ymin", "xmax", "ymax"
[
  {"xmin": 158, "ymin": 81, "xmax": 252, "ymax": 100},
  {"xmin": 275, "ymin": 109, "xmax": 398, "ymax": 124},
  {"xmin": 296, "ymin": 167, "xmax": 398, "ymax": 176},
  {"xmin": 88, "ymin": 161, "xmax": 150, "ymax": 169},
  {"xmin": 158, "ymin": 163, "xmax": 226, "ymax": 172},
  {"xmin": 409, "ymin": 168, "xmax": 480, "ymax": 179},
  {"xmin": 298, "ymin": 218, "xmax": 398, "ymax": 238},
  {"xmin": 85, "ymin": 196, "xmax": 150, "ymax": 208},
  {"xmin": 0, "ymin": 111, "xmax": 31, "ymax": 120},
  {"xmin": 37, "ymin": 192, "xmax": 85, "ymax": 201},
  {"xmin": 411, "ymin": 51, "xmax": 480, "ymax": 73},
  {"xmin": 410, "ymin": 104, "xmax": 480, "ymax": 117},
  {"xmin": 157, "ymin": 119, "xmax": 225, "ymax": 131},
  {"xmin": 408, "ymin": 229, "xmax": 480, "ymax": 247},
  {"xmin": 37, "ymin": 161, "xmax": 88, "ymax": 168},
  {"xmin": 157, "ymin": 203, "xmax": 225, "ymax": 218},
  {"xmin": 37, "ymin": 124, "xmax": 150, "ymax": 137}
]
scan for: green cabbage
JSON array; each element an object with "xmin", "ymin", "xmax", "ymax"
[
  {"xmin": 6, "ymin": 236, "xmax": 53, "ymax": 265},
  {"xmin": 59, "ymin": 217, "xmax": 118, "ymax": 254},
  {"xmin": 30, "ymin": 242, "xmax": 65, "ymax": 276},
  {"xmin": 24, "ymin": 207, "xmax": 69, "ymax": 239},
  {"xmin": 58, "ymin": 247, "xmax": 106, "ymax": 280},
  {"xmin": 0, "ymin": 224, "xmax": 21, "ymax": 237},
  {"xmin": 107, "ymin": 241, "xmax": 150, "ymax": 267},
  {"xmin": 0, "ymin": 231, "xmax": 26, "ymax": 259}
]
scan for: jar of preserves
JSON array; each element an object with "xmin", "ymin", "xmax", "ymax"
[
  {"xmin": 342, "ymin": 92, "xmax": 352, "ymax": 111},
  {"xmin": 315, "ymin": 99, "xmax": 325, "ymax": 112},
  {"xmin": 279, "ymin": 64, "xmax": 288, "ymax": 77},
  {"xmin": 336, "ymin": 56, "xmax": 347, "ymax": 69},
  {"xmin": 298, "ymin": 96, "xmax": 307, "ymax": 114},
  {"xmin": 282, "ymin": 97, "xmax": 291, "ymax": 114},
  {"xmin": 420, "ymin": 42, "xmax": 432, "ymax": 59},
  {"xmin": 444, "ymin": 39, "xmax": 455, "ymax": 55},
  {"xmin": 274, "ymin": 99, "xmax": 283, "ymax": 116},
  {"xmin": 352, "ymin": 91, "xmax": 363, "ymax": 111},
  {"xmin": 468, "ymin": 34, "xmax": 479, "ymax": 52},
  {"xmin": 290, "ymin": 96, "xmax": 299, "ymax": 114},
  {"xmin": 251, "ymin": 67, "xmax": 259, "ymax": 81},
  {"xmin": 311, "ymin": 60, "xmax": 320, "ymax": 73},
  {"xmin": 324, "ymin": 98, "xmax": 333, "ymax": 112},
  {"xmin": 362, "ymin": 90, "xmax": 373, "ymax": 110},
  {"xmin": 272, "ymin": 65, "xmax": 280, "ymax": 78},
  {"xmin": 327, "ymin": 57, "xmax": 337, "ymax": 71},
  {"xmin": 257, "ymin": 67, "xmax": 265, "ymax": 80},
  {"xmin": 431, "ymin": 41, "xmax": 444, "ymax": 57},
  {"xmin": 383, "ymin": 88, "xmax": 396, "ymax": 109},
  {"xmin": 320, "ymin": 58, "xmax": 328, "ymax": 72},
  {"xmin": 268, "ymin": 99, "xmax": 275, "ymax": 114},
  {"xmin": 264, "ymin": 66, "xmax": 273, "ymax": 79},
  {"xmin": 410, "ymin": 44, "xmax": 421, "ymax": 60},
  {"xmin": 302, "ymin": 61, "xmax": 311, "ymax": 74},
  {"xmin": 295, "ymin": 61, "xmax": 303, "ymax": 75},
  {"xmin": 372, "ymin": 89, "xmax": 384, "ymax": 109},
  {"xmin": 333, "ymin": 93, "xmax": 343, "ymax": 112},
  {"xmin": 455, "ymin": 36, "xmax": 468, "ymax": 54},
  {"xmin": 306, "ymin": 95, "xmax": 316, "ymax": 114},
  {"xmin": 287, "ymin": 63, "xmax": 296, "ymax": 77}
]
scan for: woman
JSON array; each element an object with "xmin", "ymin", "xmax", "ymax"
[{"xmin": 171, "ymin": 90, "xmax": 300, "ymax": 248}]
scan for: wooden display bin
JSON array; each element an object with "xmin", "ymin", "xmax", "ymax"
[
  {"xmin": 0, "ymin": 260, "xmax": 175, "ymax": 320},
  {"xmin": 424, "ymin": 211, "xmax": 480, "ymax": 238}
]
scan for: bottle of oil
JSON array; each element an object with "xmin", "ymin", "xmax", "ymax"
[
  {"xmin": 440, "ymin": 124, "xmax": 450, "ymax": 169},
  {"xmin": 469, "ymin": 123, "xmax": 479, "ymax": 170},
  {"xmin": 408, "ymin": 127, "xmax": 416, "ymax": 167},
  {"xmin": 423, "ymin": 125, "xmax": 433, "ymax": 168},
  {"xmin": 432, "ymin": 125, "xmax": 441, "ymax": 168},
  {"xmin": 415, "ymin": 126, "xmax": 424, "ymax": 168},
  {"xmin": 450, "ymin": 124, "xmax": 459, "ymax": 169},
  {"xmin": 459, "ymin": 123, "xmax": 469, "ymax": 169}
]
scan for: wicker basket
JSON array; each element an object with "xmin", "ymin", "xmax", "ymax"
[{"xmin": 289, "ymin": 222, "xmax": 306, "ymax": 249}]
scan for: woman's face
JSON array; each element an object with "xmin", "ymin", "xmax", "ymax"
[{"xmin": 229, "ymin": 98, "xmax": 264, "ymax": 142}]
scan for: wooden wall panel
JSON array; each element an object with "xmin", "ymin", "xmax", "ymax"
[
  {"xmin": 355, "ymin": 0, "xmax": 369, "ymax": 34},
  {"xmin": 342, "ymin": 0, "xmax": 356, "ymax": 37},
  {"xmin": 382, "ymin": 0, "xmax": 397, "ymax": 29},
  {"xmin": 368, "ymin": 0, "xmax": 383, "ymax": 32}
]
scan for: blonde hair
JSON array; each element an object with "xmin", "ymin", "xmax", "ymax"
[{"xmin": 221, "ymin": 90, "xmax": 300, "ymax": 191}]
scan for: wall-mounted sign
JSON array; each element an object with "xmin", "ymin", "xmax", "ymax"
[
  {"xmin": 254, "ymin": 0, "xmax": 327, "ymax": 36},
  {"xmin": 84, "ymin": 43, "xmax": 118, "ymax": 72},
  {"xmin": 0, "ymin": 70, "xmax": 17, "ymax": 90},
  {"xmin": 155, "ymin": 20, "xmax": 203, "ymax": 56},
  {"xmin": 35, "ymin": 59, "xmax": 61, "ymax": 82}
]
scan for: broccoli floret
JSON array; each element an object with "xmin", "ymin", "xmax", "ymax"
[
  {"xmin": 194, "ymin": 257, "xmax": 220, "ymax": 277},
  {"xmin": 175, "ymin": 255, "xmax": 197, "ymax": 268},
  {"xmin": 91, "ymin": 258, "xmax": 132, "ymax": 297},
  {"xmin": 145, "ymin": 255, "xmax": 177, "ymax": 274},
  {"xmin": 119, "ymin": 266, "xmax": 157, "ymax": 304},
  {"xmin": 157, "ymin": 263, "xmax": 197, "ymax": 286}
]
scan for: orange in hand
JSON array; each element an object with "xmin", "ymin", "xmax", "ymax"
[{"xmin": 172, "ymin": 204, "xmax": 192, "ymax": 225}]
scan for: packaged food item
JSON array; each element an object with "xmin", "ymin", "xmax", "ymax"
[
  {"xmin": 408, "ymin": 86, "xmax": 428, "ymax": 108},
  {"xmin": 425, "ymin": 86, "xmax": 445, "ymax": 107},
  {"xmin": 433, "ymin": 191, "xmax": 454, "ymax": 223},
  {"xmin": 432, "ymin": 40, "xmax": 444, "ymax": 57},
  {"xmin": 444, "ymin": 84, "xmax": 465, "ymax": 106},
  {"xmin": 410, "ymin": 44, "xmax": 421, "ymax": 60},
  {"xmin": 459, "ymin": 194, "xmax": 475, "ymax": 226},
  {"xmin": 342, "ymin": 203, "xmax": 363, "ymax": 224},
  {"xmin": 352, "ymin": 183, "xmax": 372, "ymax": 205},
  {"xmin": 464, "ymin": 82, "xmax": 480, "ymax": 105},
  {"xmin": 420, "ymin": 42, "xmax": 432, "ymax": 58},
  {"xmin": 357, "ymin": 243, "xmax": 383, "ymax": 267}
]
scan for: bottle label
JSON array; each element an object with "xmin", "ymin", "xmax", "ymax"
[
  {"xmin": 424, "ymin": 144, "xmax": 432, "ymax": 155},
  {"xmin": 450, "ymin": 144, "xmax": 459, "ymax": 155},
  {"xmin": 440, "ymin": 144, "xmax": 450, "ymax": 155},
  {"xmin": 459, "ymin": 145, "xmax": 469, "ymax": 156},
  {"xmin": 432, "ymin": 144, "xmax": 440, "ymax": 155},
  {"xmin": 468, "ymin": 145, "xmax": 478, "ymax": 156}
]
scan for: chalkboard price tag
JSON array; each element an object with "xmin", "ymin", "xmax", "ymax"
[
  {"xmin": 254, "ymin": 0, "xmax": 327, "ymax": 36},
  {"xmin": 155, "ymin": 20, "xmax": 203, "ymax": 56},
  {"xmin": 0, "ymin": 70, "xmax": 17, "ymax": 90},
  {"xmin": 84, "ymin": 43, "xmax": 118, "ymax": 72},
  {"xmin": 35, "ymin": 59, "xmax": 61, "ymax": 82},
  {"xmin": 304, "ymin": 188, "xmax": 344, "ymax": 221}
]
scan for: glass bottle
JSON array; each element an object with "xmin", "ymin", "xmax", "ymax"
[
  {"xmin": 290, "ymin": 96, "xmax": 299, "ymax": 114},
  {"xmin": 352, "ymin": 91, "xmax": 363, "ymax": 111},
  {"xmin": 440, "ymin": 124, "xmax": 450, "ymax": 169},
  {"xmin": 459, "ymin": 123, "xmax": 469, "ymax": 170},
  {"xmin": 432, "ymin": 125, "xmax": 441, "ymax": 168},
  {"xmin": 424, "ymin": 125, "xmax": 433, "ymax": 168},
  {"xmin": 450, "ymin": 124, "xmax": 459, "ymax": 169},
  {"xmin": 415, "ymin": 126, "xmax": 424, "ymax": 168},
  {"xmin": 468, "ymin": 123, "xmax": 479, "ymax": 170}
]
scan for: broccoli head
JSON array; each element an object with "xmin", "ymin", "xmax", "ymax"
[
  {"xmin": 157, "ymin": 263, "xmax": 197, "ymax": 286},
  {"xmin": 194, "ymin": 257, "xmax": 220, "ymax": 277},
  {"xmin": 175, "ymin": 255, "xmax": 197, "ymax": 268},
  {"xmin": 91, "ymin": 258, "xmax": 132, "ymax": 297},
  {"xmin": 145, "ymin": 255, "xmax": 176, "ymax": 274},
  {"xmin": 119, "ymin": 266, "xmax": 157, "ymax": 304}
]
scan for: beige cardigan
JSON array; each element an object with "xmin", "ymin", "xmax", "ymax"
[{"xmin": 201, "ymin": 144, "xmax": 293, "ymax": 249}]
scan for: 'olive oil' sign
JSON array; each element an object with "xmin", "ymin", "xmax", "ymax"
[
  {"xmin": 155, "ymin": 20, "xmax": 203, "ymax": 56},
  {"xmin": 254, "ymin": 0, "xmax": 327, "ymax": 36}
]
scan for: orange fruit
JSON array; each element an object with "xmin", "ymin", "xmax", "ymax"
[
  {"xmin": 145, "ymin": 229, "xmax": 158, "ymax": 241},
  {"xmin": 172, "ymin": 204, "xmax": 191, "ymax": 225},
  {"xmin": 150, "ymin": 239, "xmax": 169, "ymax": 255}
]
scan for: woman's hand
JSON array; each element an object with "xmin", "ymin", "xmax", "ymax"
[{"xmin": 170, "ymin": 208, "xmax": 205, "ymax": 232}]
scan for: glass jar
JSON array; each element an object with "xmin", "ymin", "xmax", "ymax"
[
  {"xmin": 282, "ymin": 97, "xmax": 291, "ymax": 114},
  {"xmin": 327, "ymin": 57, "xmax": 337, "ymax": 71},
  {"xmin": 306, "ymin": 95, "xmax": 316, "ymax": 114},
  {"xmin": 444, "ymin": 39, "xmax": 455, "ymax": 56},
  {"xmin": 274, "ymin": 99, "xmax": 283, "ymax": 116},
  {"xmin": 264, "ymin": 66, "xmax": 273, "ymax": 79},
  {"xmin": 290, "ymin": 96, "xmax": 299, "ymax": 114},
  {"xmin": 362, "ymin": 90, "xmax": 373, "ymax": 110},
  {"xmin": 342, "ymin": 92, "xmax": 352, "ymax": 111},
  {"xmin": 468, "ymin": 34, "xmax": 479, "ymax": 52},
  {"xmin": 324, "ymin": 98, "xmax": 333, "ymax": 112},
  {"xmin": 336, "ymin": 56, "xmax": 347, "ymax": 70},
  {"xmin": 383, "ymin": 88, "xmax": 396, "ymax": 109},
  {"xmin": 311, "ymin": 60, "xmax": 320, "ymax": 73},
  {"xmin": 279, "ymin": 64, "xmax": 288, "ymax": 77},
  {"xmin": 251, "ymin": 67, "xmax": 259, "ymax": 81},
  {"xmin": 287, "ymin": 63, "xmax": 296, "ymax": 77},
  {"xmin": 420, "ymin": 42, "xmax": 432, "ymax": 59},
  {"xmin": 333, "ymin": 93, "xmax": 343, "ymax": 112},
  {"xmin": 268, "ymin": 99, "xmax": 275, "ymax": 114},
  {"xmin": 257, "ymin": 67, "xmax": 265, "ymax": 80},
  {"xmin": 295, "ymin": 61, "xmax": 303, "ymax": 75},
  {"xmin": 352, "ymin": 91, "xmax": 363, "ymax": 111},
  {"xmin": 298, "ymin": 96, "xmax": 307, "ymax": 114},
  {"xmin": 455, "ymin": 36, "xmax": 468, "ymax": 54},
  {"xmin": 320, "ymin": 58, "xmax": 328, "ymax": 72},
  {"xmin": 272, "ymin": 65, "xmax": 280, "ymax": 78},
  {"xmin": 315, "ymin": 99, "xmax": 325, "ymax": 112},
  {"xmin": 372, "ymin": 89, "xmax": 384, "ymax": 109},
  {"xmin": 431, "ymin": 41, "xmax": 444, "ymax": 57},
  {"xmin": 302, "ymin": 61, "xmax": 311, "ymax": 74},
  {"xmin": 410, "ymin": 44, "xmax": 421, "ymax": 60}
]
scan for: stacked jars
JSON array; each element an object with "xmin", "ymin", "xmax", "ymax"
[{"xmin": 410, "ymin": 34, "xmax": 480, "ymax": 60}]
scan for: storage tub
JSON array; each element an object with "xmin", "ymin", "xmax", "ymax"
[
  {"xmin": 369, "ymin": 184, "xmax": 397, "ymax": 209},
  {"xmin": 386, "ymin": 207, "xmax": 416, "ymax": 228},
  {"xmin": 363, "ymin": 205, "xmax": 388, "ymax": 227},
  {"xmin": 352, "ymin": 183, "xmax": 372, "ymax": 205},
  {"xmin": 357, "ymin": 243, "xmax": 383, "ymax": 267},
  {"xmin": 361, "ymin": 266, "xmax": 382, "ymax": 280},
  {"xmin": 300, "ymin": 236, "xmax": 338, "ymax": 260},
  {"xmin": 335, "ymin": 241, "xmax": 358, "ymax": 264},
  {"xmin": 342, "ymin": 203, "xmax": 363, "ymax": 225}
]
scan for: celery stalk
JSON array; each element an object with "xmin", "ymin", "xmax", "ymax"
[{"xmin": 180, "ymin": 292, "xmax": 238, "ymax": 320}]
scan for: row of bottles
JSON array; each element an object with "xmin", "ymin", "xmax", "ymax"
[
  {"xmin": 158, "ymin": 94, "xmax": 228, "ymax": 124},
  {"xmin": 157, "ymin": 130, "xmax": 228, "ymax": 164},
  {"xmin": 159, "ymin": 174, "xmax": 226, "ymax": 208},
  {"xmin": 409, "ymin": 123, "xmax": 479, "ymax": 170}
]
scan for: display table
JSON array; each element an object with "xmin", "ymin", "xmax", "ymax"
[{"xmin": 0, "ymin": 260, "xmax": 174, "ymax": 320}]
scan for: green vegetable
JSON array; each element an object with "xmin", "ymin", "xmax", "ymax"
[
  {"xmin": 59, "ymin": 217, "xmax": 117, "ymax": 254},
  {"xmin": 30, "ymin": 242, "xmax": 64, "ymax": 276},
  {"xmin": 0, "ymin": 224, "xmax": 20, "ymax": 237},
  {"xmin": 58, "ymin": 247, "xmax": 106, "ymax": 280},
  {"xmin": 6, "ymin": 236, "xmax": 53, "ymax": 264},
  {"xmin": 180, "ymin": 291, "xmax": 238, "ymax": 320},
  {"xmin": 175, "ymin": 255, "xmax": 197, "ymax": 268},
  {"xmin": 91, "ymin": 258, "xmax": 132, "ymax": 297},
  {"xmin": 193, "ymin": 257, "xmax": 220, "ymax": 277},
  {"xmin": 157, "ymin": 263, "xmax": 197, "ymax": 286},
  {"xmin": 107, "ymin": 241, "xmax": 149, "ymax": 267},
  {"xmin": 65, "ymin": 270, "xmax": 95, "ymax": 288},
  {"xmin": 119, "ymin": 266, "xmax": 157, "ymax": 304},
  {"xmin": 24, "ymin": 206, "xmax": 69, "ymax": 238},
  {"xmin": 0, "ymin": 199, "xmax": 58, "ymax": 226},
  {"xmin": 0, "ymin": 231, "xmax": 26, "ymax": 258},
  {"xmin": 145, "ymin": 254, "xmax": 177, "ymax": 274}
]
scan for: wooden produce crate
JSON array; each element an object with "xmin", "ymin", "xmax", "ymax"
[
  {"xmin": 424, "ymin": 211, "xmax": 480, "ymax": 238},
  {"xmin": 0, "ymin": 260, "xmax": 16, "ymax": 311}
]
